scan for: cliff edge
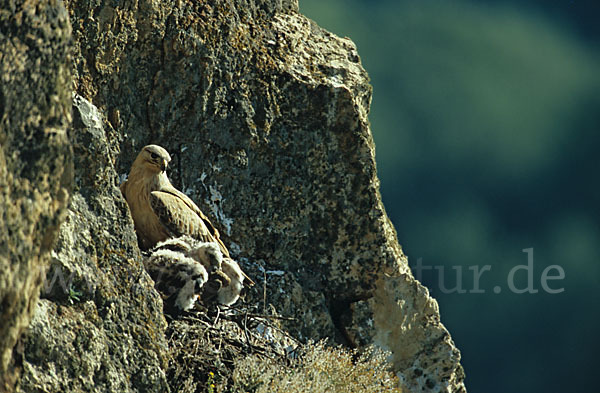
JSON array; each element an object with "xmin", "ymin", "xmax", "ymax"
[{"xmin": 1, "ymin": 0, "xmax": 465, "ymax": 391}]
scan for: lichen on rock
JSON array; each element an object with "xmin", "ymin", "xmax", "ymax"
[
  {"xmin": 2, "ymin": 0, "xmax": 466, "ymax": 391},
  {"xmin": 0, "ymin": 0, "xmax": 72, "ymax": 389},
  {"xmin": 16, "ymin": 95, "xmax": 169, "ymax": 393}
]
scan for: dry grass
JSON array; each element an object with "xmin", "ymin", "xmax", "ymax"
[{"xmin": 231, "ymin": 341, "xmax": 401, "ymax": 393}]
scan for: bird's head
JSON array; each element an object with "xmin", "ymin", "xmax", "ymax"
[
  {"xmin": 188, "ymin": 243, "xmax": 223, "ymax": 272},
  {"xmin": 136, "ymin": 144, "xmax": 171, "ymax": 174}
]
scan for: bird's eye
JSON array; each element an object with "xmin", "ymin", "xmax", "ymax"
[{"xmin": 150, "ymin": 153, "xmax": 159, "ymax": 159}]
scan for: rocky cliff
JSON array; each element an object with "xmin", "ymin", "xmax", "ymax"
[
  {"xmin": 1, "ymin": 0, "xmax": 465, "ymax": 392},
  {"xmin": 0, "ymin": 0, "xmax": 72, "ymax": 388}
]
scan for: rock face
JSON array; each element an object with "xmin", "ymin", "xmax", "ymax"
[
  {"xmin": 15, "ymin": 96, "xmax": 169, "ymax": 392},
  {"xmin": 0, "ymin": 0, "xmax": 72, "ymax": 389},
  {"xmin": 4, "ymin": 0, "xmax": 466, "ymax": 391}
]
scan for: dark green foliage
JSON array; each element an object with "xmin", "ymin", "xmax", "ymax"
[{"xmin": 300, "ymin": 1, "xmax": 600, "ymax": 392}]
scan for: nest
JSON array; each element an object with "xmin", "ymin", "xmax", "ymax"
[{"xmin": 166, "ymin": 302, "xmax": 299, "ymax": 392}]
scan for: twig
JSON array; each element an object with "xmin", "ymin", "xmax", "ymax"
[
  {"xmin": 243, "ymin": 313, "xmax": 296, "ymax": 321},
  {"xmin": 243, "ymin": 308, "xmax": 251, "ymax": 346},
  {"xmin": 262, "ymin": 263, "xmax": 267, "ymax": 315},
  {"xmin": 212, "ymin": 306, "xmax": 221, "ymax": 325}
]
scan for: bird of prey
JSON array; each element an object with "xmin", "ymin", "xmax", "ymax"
[
  {"xmin": 146, "ymin": 237, "xmax": 250, "ymax": 311},
  {"xmin": 120, "ymin": 144, "xmax": 230, "ymax": 253},
  {"xmin": 145, "ymin": 246, "xmax": 209, "ymax": 312},
  {"xmin": 217, "ymin": 258, "xmax": 248, "ymax": 306},
  {"xmin": 121, "ymin": 144, "xmax": 254, "ymax": 285},
  {"xmin": 153, "ymin": 235, "xmax": 224, "ymax": 273}
]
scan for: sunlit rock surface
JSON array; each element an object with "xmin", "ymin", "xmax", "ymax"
[
  {"xmin": 3, "ymin": 0, "xmax": 465, "ymax": 391},
  {"xmin": 0, "ymin": 0, "xmax": 72, "ymax": 388}
]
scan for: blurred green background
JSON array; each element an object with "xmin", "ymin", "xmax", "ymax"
[{"xmin": 299, "ymin": 0, "xmax": 599, "ymax": 391}]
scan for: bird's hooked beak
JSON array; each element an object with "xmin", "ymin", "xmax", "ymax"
[{"xmin": 160, "ymin": 159, "xmax": 168, "ymax": 172}]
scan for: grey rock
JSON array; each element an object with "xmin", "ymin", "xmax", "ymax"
[
  {"xmin": 16, "ymin": 96, "xmax": 169, "ymax": 393},
  {"xmin": 5, "ymin": 0, "xmax": 466, "ymax": 391},
  {"xmin": 67, "ymin": 0, "xmax": 465, "ymax": 390},
  {"xmin": 0, "ymin": 0, "xmax": 72, "ymax": 389}
]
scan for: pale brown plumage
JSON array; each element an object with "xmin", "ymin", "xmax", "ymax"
[
  {"xmin": 120, "ymin": 145, "xmax": 254, "ymax": 287},
  {"xmin": 120, "ymin": 144, "xmax": 229, "ymax": 253}
]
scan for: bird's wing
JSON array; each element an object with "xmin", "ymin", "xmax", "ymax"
[
  {"xmin": 149, "ymin": 189, "xmax": 230, "ymax": 257},
  {"xmin": 119, "ymin": 180, "xmax": 128, "ymax": 198}
]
